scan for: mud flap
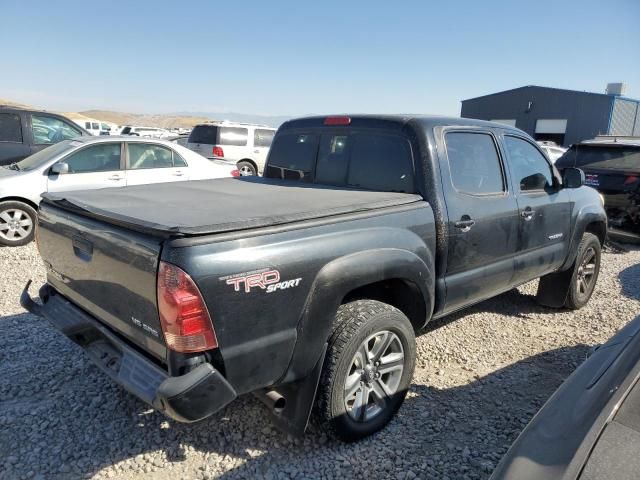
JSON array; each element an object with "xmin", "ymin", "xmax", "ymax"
[
  {"xmin": 254, "ymin": 344, "xmax": 327, "ymax": 437},
  {"xmin": 536, "ymin": 268, "xmax": 573, "ymax": 308}
]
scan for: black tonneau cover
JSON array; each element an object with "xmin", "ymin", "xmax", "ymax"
[{"xmin": 41, "ymin": 177, "xmax": 422, "ymax": 237}]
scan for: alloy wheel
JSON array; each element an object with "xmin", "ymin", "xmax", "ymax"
[
  {"xmin": 576, "ymin": 247, "xmax": 597, "ymax": 295},
  {"xmin": 0, "ymin": 209, "xmax": 33, "ymax": 242},
  {"xmin": 344, "ymin": 330, "xmax": 405, "ymax": 422}
]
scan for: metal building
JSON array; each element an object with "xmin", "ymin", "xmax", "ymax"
[{"xmin": 461, "ymin": 84, "xmax": 640, "ymax": 146}]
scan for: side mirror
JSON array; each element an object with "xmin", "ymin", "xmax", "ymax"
[
  {"xmin": 51, "ymin": 162, "xmax": 69, "ymax": 175},
  {"xmin": 563, "ymin": 167, "xmax": 585, "ymax": 189}
]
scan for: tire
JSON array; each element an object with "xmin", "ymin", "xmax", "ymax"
[
  {"xmin": 237, "ymin": 161, "xmax": 257, "ymax": 176},
  {"xmin": 316, "ymin": 300, "xmax": 416, "ymax": 441},
  {"xmin": 564, "ymin": 232, "xmax": 601, "ymax": 310},
  {"xmin": 0, "ymin": 201, "xmax": 37, "ymax": 247}
]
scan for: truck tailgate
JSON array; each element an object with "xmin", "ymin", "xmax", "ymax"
[{"xmin": 36, "ymin": 202, "xmax": 166, "ymax": 361}]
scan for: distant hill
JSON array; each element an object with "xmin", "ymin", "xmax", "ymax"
[
  {"xmin": 0, "ymin": 98, "xmax": 33, "ymax": 109},
  {"xmin": 172, "ymin": 111, "xmax": 292, "ymax": 128},
  {"xmin": 0, "ymin": 98, "xmax": 292, "ymax": 129},
  {"xmin": 80, "ymin": 110, "xmax": 212, "ymax": 129}
]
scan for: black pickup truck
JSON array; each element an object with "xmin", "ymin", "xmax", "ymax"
[{"xmin": 22, "ymin": 115, "xmax": 606, "ymax": 441}]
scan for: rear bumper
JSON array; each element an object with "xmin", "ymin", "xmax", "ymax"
[{"xmin": 20, "ymin": 282, "xmax": 237, "ymax": 423}]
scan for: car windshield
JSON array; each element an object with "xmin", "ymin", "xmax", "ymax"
[{"xmin": 16, "ymin": 141, "xmax": 75, "ymax": 171}]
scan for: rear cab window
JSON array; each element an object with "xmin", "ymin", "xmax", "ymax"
[{"xmin": 266, "ymin": 128, "xmax": 415, "ymax": 193}]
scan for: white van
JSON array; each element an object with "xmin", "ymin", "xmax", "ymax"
[
  {"xmin": 187, "ymin": 121, "xmax": 276, "ymax": 176},
  {"xmin": 120, "ymin": 126, "xmax": 172, "ymax": 139},
  {"xmin": 75, "ymin": 120, "xmax": 112, "ymax": 136}
]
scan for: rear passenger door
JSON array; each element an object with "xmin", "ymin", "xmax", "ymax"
[
  {"xmin": 502, "ymin": 135, "xmax": 572, "ymax": 284},
  {"xmin": 438, "ymin": 129, "xmax": 520, "ymax": 313},
  {"xmin": 125, "ymin": 142, "xmax": 189, "ymax": 185},
  {"xmin": 218, "ymin": 126, "xmax": 249, "ymax": 163}
]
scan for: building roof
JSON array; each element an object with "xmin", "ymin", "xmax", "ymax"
[{"xmin": 462, "ymin": 85, "xmax": 639, "ymax": 104}]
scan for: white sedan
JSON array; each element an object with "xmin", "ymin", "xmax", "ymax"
[{"xmin": 0, "ymin": 136, "xmax": 239, "ymax": 246}]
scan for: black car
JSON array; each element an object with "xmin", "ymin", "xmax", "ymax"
[
  {"xmin": 556, "ymin": 138, "xmax": 640, "ymax": 240},
  {"xmin": 0, "ymin": 106, "xmax": 89, "ymax": 166},
  {"xmin": 491, "ymin": 314, "xmax": 640, "ymax": 480}
]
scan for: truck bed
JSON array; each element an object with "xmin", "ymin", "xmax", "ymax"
[{"xmin": 41, "ymin": 177, "xmax": 423, "ymax": 237}]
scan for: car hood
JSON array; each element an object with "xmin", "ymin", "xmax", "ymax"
[{"xmin": 0, "ymin": 166, "xmax": 21, "ymax": 179}]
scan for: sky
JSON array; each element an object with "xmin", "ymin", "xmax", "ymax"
[{"xmin": 1, "ymin": 0, "xmax": 639, "ymax": 117}]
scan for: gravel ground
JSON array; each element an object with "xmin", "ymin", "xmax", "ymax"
[{"xmin": 1, "ymin": 242, "xmax": 639, "ymax": 480}]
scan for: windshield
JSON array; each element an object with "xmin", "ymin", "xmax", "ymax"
[{"xmin": 16, "ymin": 141, "xmax": 75, "ymax": 171}]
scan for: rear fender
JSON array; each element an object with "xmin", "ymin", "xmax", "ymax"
[{"xmin": 281, "ymin": 248, "xmax": 434, "ymax": 383}]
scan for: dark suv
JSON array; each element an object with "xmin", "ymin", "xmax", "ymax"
[
  {"xmin": 556, "ymin": 138, "xmax": 640, "ymax": 239},
  {"xmin": 0, "ymin": 106, "xmax": 89, "ymax": 166}
]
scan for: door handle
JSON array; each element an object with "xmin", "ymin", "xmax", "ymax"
[
  {"xmin": 454, "ymin": 217, "xmax": 475, "ymax": 232},
  {"xmin": 172, "ymin": 171, "xmax": 184, "ymax": 176},
  {"xmin": 108, "ymin": 175, "xmax": 123, "ymax": 181},
  {"xmin": 521, "ymin": 207, "xmax": 535, "ymax": 221}
]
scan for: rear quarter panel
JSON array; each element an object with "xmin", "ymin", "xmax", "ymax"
[{"xmin": 163, "ymin": 203, "xmax": 436, "ymax": 394}]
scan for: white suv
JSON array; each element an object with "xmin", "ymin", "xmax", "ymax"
[
  {"xmin": 121, "ymin": 126, "xmax": 172, "ymax": 139},
  {"xmin": 187, "ymin": 121, "xmax": 276, "ymax": 176}
]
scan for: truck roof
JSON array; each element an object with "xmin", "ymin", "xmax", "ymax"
[
  {"xmin": 279, "ymin": 114, "xmax": 521, "ymax": 133},
  {"xmin": 41, "ymin": 177, "xmax": 423, "ymax": 237}
]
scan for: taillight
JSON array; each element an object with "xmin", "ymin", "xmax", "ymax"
[
  {"xmin": 157, "ymin": 261, "xmax": 218, "ymax": 353},
  {"xmin": 230, "ymin": 169, "xmax": 240, "ymax": 177},
  {"xmin": 212, "ymin": 146, "xmax": 224, "ymax": 157}
]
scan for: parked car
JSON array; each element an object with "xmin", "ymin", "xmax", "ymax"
[
  {"xmin": 187, "ymin": 121, "xmax": 276, "ymax": 176},
  {"xmin": 74, "ymin": 120, "xmax": 113, "ymax": 136},
  {"xmin": 555, "ymin": 138, "xmax": 640, "ymax": 241},
  {"xmin": 0, "ymin": 106, "xmax": 89, "ymax": 166},
  {"xmin": 491, "ymin": 314, "xmax": 640, "ymax": 480},
  {"xmin": 120, "ymin": 126, "xmax": 172, "ymax": 139},
  {"xmin": 536, "ymin": 141, "xmax": 567, "ymax": 164},
  {"xmin": 0, "ymin": 136, "xmax": 238, "ymax": 246},
  {"xmin": 21, "ymin": 115, "xmax": 605, "ymax": 442}
]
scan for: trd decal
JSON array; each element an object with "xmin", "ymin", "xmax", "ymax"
[
  {"xmin": 266, "ymin": 278, "xmax": 302, "ymax": 293},
  {"xmin": 548, "ymin": 233, "xmax": 564, "ymax": 240},
  {"xmin": 220, "ymin": 269, "xmax": 302, "ymax": 293}
]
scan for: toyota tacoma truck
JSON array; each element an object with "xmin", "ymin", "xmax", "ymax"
[{"xmin": 22, "ymin": 115, "xmax": 606, "ymax": 441}]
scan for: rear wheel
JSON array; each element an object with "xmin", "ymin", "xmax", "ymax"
[
  {"xmin": 0, "ymin": 201, "xmax": 37, "ymax": 247},
  {"xmin": 564, "ymin": 232, "xmax": 601, "ymax": 309},
  {"xmin": 316, "ymin": 300, "xmax": 416, "ymax": 441},
  {"xmin": 237, "ymin": 161, "xmax": 257, "ymax": 176}
]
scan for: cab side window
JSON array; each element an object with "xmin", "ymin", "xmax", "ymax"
[
  {"xmin": 445, "ymin": 132, "xmax": 504, "ymax": 195},
  {"xmin": 64, "ymin": 143, "xmax": 122, "ymax": 173},
  {"xmin": 505, "ymin": 136, "xmax": 554, "ymax": 192},
  {"xmin": 128, "ymin": 143, "xmax": 185, "ymax": 169},
  {"xmin": 32, "ymin": 115, "xmax": 82, "ymax": 145}
]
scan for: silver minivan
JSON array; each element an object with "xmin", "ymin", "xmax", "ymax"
[{"xmin": 187, "ymin": 121, "xmax": 276, "ymax": 176}]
